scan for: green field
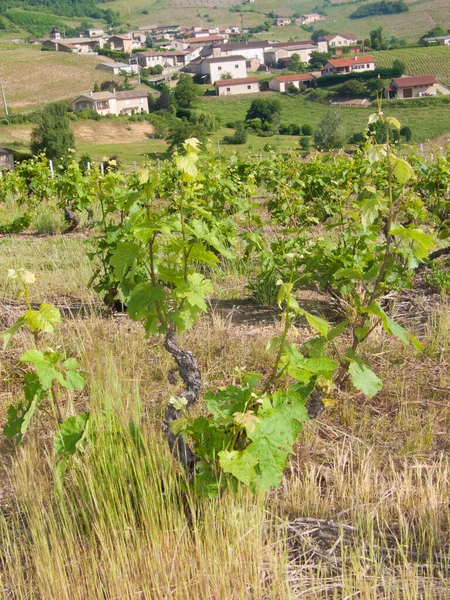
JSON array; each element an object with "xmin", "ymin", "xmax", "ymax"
[
  {"xmin": 373, "ymin": 46, "xmax": 450, "ymax": 87},
  {"xmin": 2, "ymin": 90, "xmax": 450, "ymax": 166}
]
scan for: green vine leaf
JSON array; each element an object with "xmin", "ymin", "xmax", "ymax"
[{"xmin": 347, "ymin": 351, "xmax": 382, "ymax": 398}]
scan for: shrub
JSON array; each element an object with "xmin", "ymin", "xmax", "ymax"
[
  {"xmin": 400, "ymin": 126, "xmax": 412, "ymax": 141},
  {"xmin": 229, "ymin": 122, "xmax": 248, "ymax": 144},
  {"xmin": 301, "ymin": 123, "xmax": 313, "ymax": 136},
  {"xmin": 299, "ymin": 136, "xmax": 311, "ymax": 151}
]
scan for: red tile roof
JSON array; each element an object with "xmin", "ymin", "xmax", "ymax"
[
  {"xmin": 215, "ymin": 76, "xmax": 260, "ymax": 87},
  {"xmin": 327, "ymin": 55, "xmax": 374, "ymax": 67},
  {"xmin": 184, "ymin": 35, "xmax": 226, "ymax": 43},
  {"xmin": 392, "ymin": 75, "xmax": 438, "ymax": 88},
  {"xmin": 274, "ymin": 73, "xmax": 316, "ymax": 82}
]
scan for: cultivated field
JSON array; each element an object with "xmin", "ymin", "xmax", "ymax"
[
  {"xmin": 373, "ymin": 46, "xmax": 450, "ymax": 87},
  {"xmin": 0, "ymin": 43, "xmax": 120, "ymax": 109},
  {"xmin": 1, "ymin": 136, "xmax": 450, "ymax": 598}
]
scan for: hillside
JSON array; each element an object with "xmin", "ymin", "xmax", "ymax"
[
  {"xmin": 0, "ymin": 43, "xmax": 121, "ymax": 108},
  {"xmin": 101, "ymin": 0, "xmax": 450, "ymax": 44},
  {"xmin": 372, "ymin": 46, "xmax": 450, "ymax": 87}
]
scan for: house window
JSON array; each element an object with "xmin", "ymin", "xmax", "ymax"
[
  {"xmin": 226, "ymin": 87, "xmax": 231, "ymax": 91},
  {"xmin": 0, "ymin": 154, "xmax": 7, "ymax": 164},
  {"xmin": 235, "ymin": 64, "xmax": 239, "ymax": 68},
  {"xmin": 247, "ymin": 85, "xmax": 251, "ymax": 89},
  {"xmin": 96, "ymin": 101, "xmax": 109, "ymax": 109},
  {"xmin": 218, "ymin": 66, "xmax": 222, "ymax": 71}
]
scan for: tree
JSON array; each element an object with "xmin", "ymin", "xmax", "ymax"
[
  {"xmin": 313, "ymin": 110, "xmax": 346, "ymax": 150},
  {"xmin": 366, "ymin": 78, "xmax": 385, "ymax": 94},
  {"xmin": 392, "ymin": 59, "xmax": 406, "ymax": 77},
  {"xmin": 311, "ymin": 28, "xmax": 329, "ymax": 43},
  {"xmin": 370, "ymin": 26, "xmax": 383, "ymax": 50},
  {"xmin": 245, "ymin": 97, "xmax": 282, "ymax": 125},
  {"xmin": 154, "ymin": 91, "xmax": 175, "ymax": 113},
  {"xmin": 145, "ymin": 33, "xmax": 154, "ymax": 48},
  {"xmin": 166, "ymin": 118, "xmax": 208, "ymax": 152},
  {"xmin": 338, "ymin": 79, "xmax": 367, "ymax": 98},
  {"xmin": 174, "ymin": 74, "xmax": 202, "ymax": 108},
  {"xmin": 308, "ymin": 50, "xmax": 332, "ymax": 70},
  {"xmin": 30, "ymin": 102, "xmax": 75, "ymax": 161},
  {"xmin": 425, "ymin": 26, "xmax": 445, "ymax": 38},
  {"xmin": 93, "ymin": 81, "xmax": 100, "ymax": 92}
]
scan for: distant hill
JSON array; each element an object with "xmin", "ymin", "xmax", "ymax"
[{"xmin": 0, "ymin": 0, "xmax": 120, "ymax": 37}]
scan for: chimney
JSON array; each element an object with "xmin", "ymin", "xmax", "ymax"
[{"xmin": 354, "ymin": 55, "xmax": 357, "ymax": 61}]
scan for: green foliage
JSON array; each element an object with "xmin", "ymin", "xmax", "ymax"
[
  {"xmin": 174, "ymin": 74, "xmax": 202, "ymax": 108},
  {"xmin": 350, "ymin": 0, "xmax": 408, "ymax": 19},
  {"xmin": 425, "ymin": 260, "xmax": 450, "ymax": 294},
  {"xmin": 314, "ymin": 110, "xmax": 346, "ymax": 150},
  {"xmin": 2, "ymin": 270, "xmax": 87, "ymax": 453},
  {"xmin": 31, "ymin": 102, "xmax": 75, "ymax": 161},
  {"xmin": 246, "ymin": 98, "xmax": 282, "ymax": 126}
]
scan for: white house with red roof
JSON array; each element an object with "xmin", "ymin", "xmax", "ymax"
[
  {"xmin": 384, "ymin": 75, "xmax": 450, "ymax": 99},
  {"xmin": 323, "ymin": 55, "xmax": 375, "ymax": 75},
  {"xmin": 269, "ymin": 73, "xmax": 317, "ymax": 92}
]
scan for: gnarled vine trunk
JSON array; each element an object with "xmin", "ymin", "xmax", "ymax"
[
  {"xmin": 163, "ymin": 329, "xmax": 202, "ymax": 473},
  {"xmin": 64, "ymin": 203, "xmax": 80, "ymax": 233},
  {"xmin": 162, "ymin": 328, "xmax": 324, "ymax": 473}
]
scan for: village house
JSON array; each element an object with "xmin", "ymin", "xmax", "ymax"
[
  {"xmin": 299, "ymin": 13, "xmax": 323, "ymax": 25},
  {"xmin": 0, "ymin": 146, "xmax": 14, "ymax": 171},
  {"xmin": 274, "ymin": 18, "xmax": 292, "ymax": 27},
  {"xmin": 214, "ymin": 76, "xmax": 260, "ymax": 95},
  {"xmin": 319, "ymin": 34, "xmax": 360, "ymax": 53},
  {"xmin": 383, "ymin": 75, "xmax": 450, "ymax": 99},
  {"xmin": 86, "ymin": 28, "xmax": 104, "ymax": 38},
  {"xmin": 107, "ymin": 35, "xmax": 133, "ymax": 53},
  {"xmin": 420, "ymin": 34, "xmax": 450, "ymax": 46},
  {"xmin": 42, "ymin": 28, "xmax": 104, "ymax": 53},
  {"xmin": 173, "ymin": 35, "xmax": 228, "ymax": 51},
  {"xmin": 264, "ymin": 43, "xmax": 318, "ymax": 66},
  {"xmin": 71, "ymin": 88, "xmax": 149, "ymax": 116},
  {"xmin": 323, "ymin": 55, "xmax": 375, "ymax": 75},
  {"xmin": 269, "ymin": 73, "xmax": 316, "ymax": 92},
  {"xmin": 129, "ymin": 31, "xmax": 146, "ymax": 49},
  {"xmin": 187, "ymin": 54, "xmax": 247, "ymax": 83},
  {"xmin": 205, "ymin": 40, "xmax": 270, "ymax": 62},
  {"xmin": 96, "ymin": 61, "xmax": 139, "ymax": 75},
  {"xmin": 135, "ymin": 50, "xmax": 190, "ymax": 69}
]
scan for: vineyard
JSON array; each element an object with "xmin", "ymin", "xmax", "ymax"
[
  {"xmin": 373, "ymin": 46, "xmax": 450, "ymax": 87},
  {"xmin": 1, "ymin": 111, "xmax": 450, "ymax": 598}
]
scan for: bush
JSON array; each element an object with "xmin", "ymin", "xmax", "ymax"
[
  {"xmin": 301, "ymin": 123, "xmax": 313, "ymax": 136},
  {"xmin": 226, "ymin": 122, "xmax": 248, "ymax": 144},
  {"xmin": 400, "ymin": 126, "xmax": 412, "ymax": 141},
  {"xmin": 245, "ymin": 118, "xmax": 262, "ymax": 131},
  {"xmin": 299, "ymin": 136, "xmax": 311, "ymax": 151},
  {"xmin": 338, "ymin": 80, "xmax": 367, "ymax": 98},
  {"xmin": 280, "ymin": 123, "xmax": 301, "ymax": 135}
]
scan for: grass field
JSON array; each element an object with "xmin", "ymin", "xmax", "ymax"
[
  {"xmin": 0, "ymin": 43, "xmax": 121, "ymax": 110},
  {"xmin": 373, "ymin": 46, "xmax": 450, "ymax": 87},
  {"xmin": 2, "ymin": 90, "xmax": 450, "ymax": 165}
]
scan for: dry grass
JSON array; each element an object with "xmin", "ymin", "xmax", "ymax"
[
  {"xmin": 0, "ymin": 229, "xmax": 449, "ymax": 598},
  {"xmin": 0, "ymin": 43, "xmax": 120, "ymax": 109}
]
